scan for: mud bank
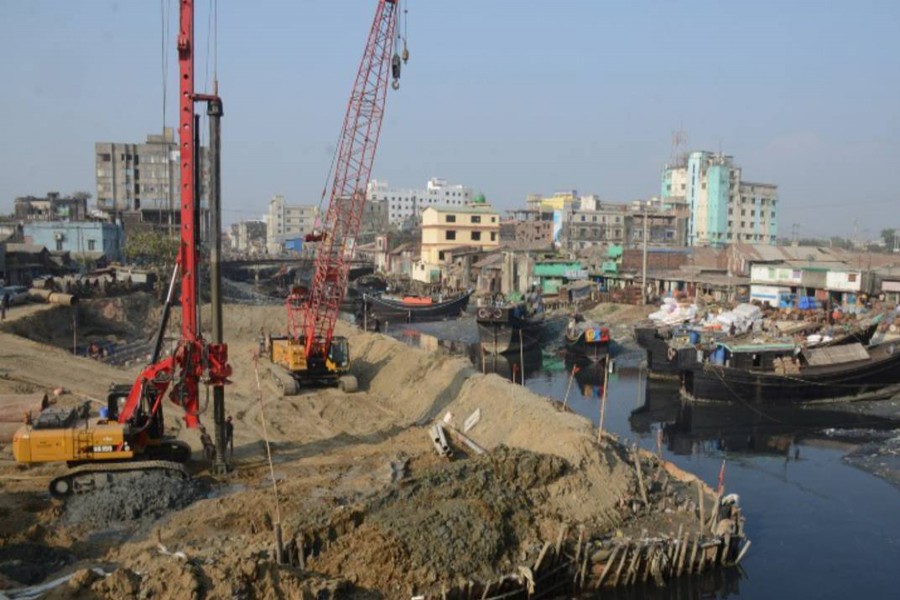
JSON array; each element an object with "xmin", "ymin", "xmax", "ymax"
[{"xmin": 0, "ymin": 301, "xmax": 734, "ymax": 598}]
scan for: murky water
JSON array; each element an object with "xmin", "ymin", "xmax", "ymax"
[{"xmin": 390, "ymin": 318, "xmax": 900, "ymax": 599}]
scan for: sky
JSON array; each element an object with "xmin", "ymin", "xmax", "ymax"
[{"xmin": 1, "ymin": 0, "xmax": 899, "ymax": 240}]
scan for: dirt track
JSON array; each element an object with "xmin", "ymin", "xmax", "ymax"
[{"xmin": 0, "ymin": 298, "xmax": 708, "ymax": 598}]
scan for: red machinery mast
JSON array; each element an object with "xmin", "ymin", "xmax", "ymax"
[
  {"xmin": 116, "ymin": 0, "xmax": 230, "ymax": 432},
  {"xmin": 300, "ymin": 0, "xmax": 399, "ymax": 357},
  {"xmin": 178, "ymin": 0, "xmax": 199, "ymax": 341}
]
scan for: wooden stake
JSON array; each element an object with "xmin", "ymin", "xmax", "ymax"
[
  {"xmin": 532, "ymin": 541, "xmax": 552, "ymax": 573},
  {"xmin": 697, "ymin": 479, "xmax": 705, "ymax": 535},
  {"xmin": 598, "ymin": 355, "xmax": 609, "ymax": 441},
  {"xmin": 688, "ymin": 535, "xmax": 699, "ymax": 575},
  {"xmin": 734, "ymin": 539, "xmax": 752, "ymax": 565},
  {"xmin": 611, "ymin": 544, "xmax": 629, "ymax": 587},
  {"xmin": 634, "ymin": 443, "xmax": 648, "ymax": 506},
  {"xmin": 519, "ymin": 329, "xmax": 525, "ymax": 384},
  {"xmin": 595, "ymin": 544, "xmax": 620, "ymax": 589},
  {"xmin": 562, "ymin": 364, "xmax": 577, "ymax": 409}
]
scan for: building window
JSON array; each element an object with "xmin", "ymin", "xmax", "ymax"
[
  {"xmin": 490, "ymin": 232, "xmax": 496, "ymax": 241},
  {"xmin": 56, "ymin": 239, "xmax": 64, "ymax": 251},
  {"xmin": 848, "ymin": 273, "xmax": 858, "ymax": 283},
  {"xmin": 438, "ymin": 251, "xmax": 445, "ymax": 260},
  {"xmin": 471, "ymin": 215, "xmax": 481, "ymax": 223},
  {"xmin": 471, "ymin": 231, "xmax": 481, "ymax": 241},
  {"xmin": 446, "ymin": 214, "xmax": 456, "ymax": 223},
  {"xmin": 446, "ymin": 230, "xmax": 456, "ymax": 241},
  {"xmin": 88, "ymin": 240, "xmax": 96, "ymax": 251},
  {"xmin": 491, "ymin": 216, "xmax": 496, "ymax": 222}
]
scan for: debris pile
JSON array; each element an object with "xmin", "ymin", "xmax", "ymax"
[{"xmin": 64, "ymin": 471, "xmax": 207, "ymax": 529}]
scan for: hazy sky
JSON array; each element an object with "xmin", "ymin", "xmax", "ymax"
[{"xmin": 1, "ymin": 1, "xmax": 898, "ymax": 239}]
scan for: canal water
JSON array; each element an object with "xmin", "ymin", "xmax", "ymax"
[{"xmin": 389, "ymin": 318, "xmax": 900, "ymax": 599}]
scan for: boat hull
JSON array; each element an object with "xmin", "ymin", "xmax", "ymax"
[
  {"xmin": 681, "ymin": 342, "xmax": 900, "ymax": 405},
  {"xmin": 476, "ymin": 305, "xmax": 543, "ymax": 355},
  {"xmin": 362, "ymin": 290, "xmax": 472, "ymax": 323}
]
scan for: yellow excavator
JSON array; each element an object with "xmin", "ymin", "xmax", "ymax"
[{"xmin": 12, "ymin": 0, "xmax": 231, "ymax": 497}]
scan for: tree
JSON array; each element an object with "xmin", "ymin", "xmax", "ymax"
[
  {"xmin": 124, "ymin": 229, "xmax": 178, "ymax": 271},
  {"xmin": 881, "ymin": 228, "xmax": 897, "ymax": 250}
]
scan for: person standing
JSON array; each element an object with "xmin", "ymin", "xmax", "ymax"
[
  {"xmin": 0, "ymin": 292, "xmax": 8, "ymax": 321},
  {"xmin": 225, "ymin": 415, "xmax": 234, "ymax": 458}
]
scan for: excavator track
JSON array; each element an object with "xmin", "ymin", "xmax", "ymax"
[
  {"xmin": 49, "ymin": 460, "xmax": 189, "ymax": 498},
  {"xmin": 267, "ymin": 363, "xmax": 301, "ymax": 396}
]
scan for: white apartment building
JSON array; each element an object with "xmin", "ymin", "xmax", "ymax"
[
  {"xmin": 367, "ymin": 178, "xmax": 474, "ymax": 226},
  {"xmin": 265, "ymin": 195, "xmax": 318, "ymax": 254}
]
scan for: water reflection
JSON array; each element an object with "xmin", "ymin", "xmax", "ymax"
[{"xmin": 630, "ymin": 380, "xmax": 900, "ymax": 458}]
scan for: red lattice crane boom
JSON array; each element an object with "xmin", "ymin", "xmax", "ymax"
[{"xmin": 299, "ymin": 0, "xmax": 400, "ymax": 358}]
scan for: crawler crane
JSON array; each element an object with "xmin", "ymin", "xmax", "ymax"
[{"xmin": 266, "ymin": 0, "xmax": 407, "ymax": 395}]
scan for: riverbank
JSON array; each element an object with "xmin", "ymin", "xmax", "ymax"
[{"xmin": 0, "ymin": 298, "xmax": 739, "ymax": 598}]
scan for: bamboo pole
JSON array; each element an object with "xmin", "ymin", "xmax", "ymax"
[
  {"xmin": 633, "ymin": 443, "xmax": 648, "ymax": 506},
  {"xmin": 697, "ymin": 479, "xmax": 705, "ymax": 535},
  {"xmin": 594, "ymin": 544, "xmax": 620, "ymax": 589},
  {"xmin": 562, "ymin": 364, "xmax": 577, "ymax": 409},
  {"xmin": 519, "ymin": 329, "xmax": 525, "ymax": 384},
  {"xmin": 598, "ymin": 355, "xmax": 609, "ymax": 442}
]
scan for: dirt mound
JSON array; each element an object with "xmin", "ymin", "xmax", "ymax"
[
  {"xmin": 64, "ymin": 471, "xmax": 207, "ymax": 530},
  {"xmin": 310, "ymin": 446, "xmax": 568, "ymax": 590},
  {"xmin": 0, "ymin": 293, "xmax": 160, "ymax": 349}
]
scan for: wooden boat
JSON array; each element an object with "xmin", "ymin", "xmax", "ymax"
[
  {"xmin": 361, "ymin": 289, "xmax": 472, "ymax": 323},
  {"xmin": 681, "ymin": 340, "xmax": 900, "ymax": 405},
  {"xmin": 637, "ymin": 317, "xmax": 883, "ymax": 380},
  {"xmin": 477, "ymin": 302, "xmax": 544, "ymax": 355},
  {"xmin": 565, "ymin": 317, "xmax": 610, "ymax": 360}
]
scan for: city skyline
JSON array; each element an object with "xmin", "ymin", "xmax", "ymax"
[{"xmin": 1, "ymin": 1, "xmax": 898, "ymax": 240}]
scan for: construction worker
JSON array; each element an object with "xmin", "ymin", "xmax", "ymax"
[
  {"xmin": 199, "ymin": 426, "xmax": 215, "ymax": 462},
  {"xmin": 225, "ymin": 415, "xmax": 234, "ymax": 458}
]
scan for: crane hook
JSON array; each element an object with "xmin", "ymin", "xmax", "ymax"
[
  {"xmin": 401, "ymin": 45, "xmax": 409, "ymax": 64},
  {"xmin": 391, "ymin": 53, "xmax": 401, "ymax": 90}
]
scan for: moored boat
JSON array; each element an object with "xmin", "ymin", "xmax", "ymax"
[
  {"xmin": 361, "ymin": 289, "xmax": 473, "ymax": 324},
  {"xmin": 565, "ymin": 315, "xmax": 610, "ymax": 360},
  {"xmin": 477, "ymin": 296, "xmax": 544, "ymax": 355},
  {"xmin": 681, "ymin": 340, "xmax": 900, "ymax": 405}
]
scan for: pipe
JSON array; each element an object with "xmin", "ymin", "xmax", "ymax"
[
  {"xmin": 27, "ymin": 289, "xmax": 79, "ymax": 306},
  {"xmin": 208, "ymin": 92, "xmax": 229, "ymax": 475}
]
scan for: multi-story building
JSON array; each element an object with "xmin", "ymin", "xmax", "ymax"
[
  {"xmin": 661, "ymin": 151, "xmax": 778, "ymax": 247},
  {"xmin": 95, "ymin": 128, "xmax": 209, "ymax": 234},
  {"xmin": 415, "ymin": 201, "xmax": 500, "ymax": 283},
  {"xmin": 229, "ymin": 220, "xmax": 267, "ymax": 254},
  {"xmin": 14, "ymin": 192, "xmax": 90, "ymax": 222},
  {"xmin": 23, "ymin": 221, "xmax": 124, "ymax": 263},
  {"xmin": 265, "ymin": 195, "xmax": 317, "ymax": 254},
  {"xmin": 565, "ymin": 202, "xmax": 628, "ymax": 250},
  {"xmin": 367, "ymin": 178, "xmax": 474, "ymax": 226}
]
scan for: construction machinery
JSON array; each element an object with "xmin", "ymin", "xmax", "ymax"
[
  {"xmin": 265, "ymin": 0, "xmax": 406, "ymax": 395},
  {"xmin": 12, "ymin": 0, "xmax": 232, "ymax": 495}
]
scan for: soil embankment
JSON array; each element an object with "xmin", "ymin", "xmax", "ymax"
[{"xmin": 0, "ymin": 298, "xmax": 713, "ymax": 598}]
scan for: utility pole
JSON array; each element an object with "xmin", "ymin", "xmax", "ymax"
[{"xmin": 641, "ymin": 203, "xmax": 649, "ymax": 305}]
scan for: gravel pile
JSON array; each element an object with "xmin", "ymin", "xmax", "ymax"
[{"xmin": 64, "ymin": 471, "xmax": 206, "ymax": 529}]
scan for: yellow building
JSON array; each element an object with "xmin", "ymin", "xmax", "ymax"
[
  {"xmin": 539, "ymin": 191, "xmax": 577, "ymax": 212},
  {"xmin": 414, "ymin": 204, "xmax": 500, "ymax": 282}
]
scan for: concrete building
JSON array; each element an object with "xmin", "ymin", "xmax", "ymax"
[
  {"xmin": 229, "ymin": 220, "xmax": 267, "ymax": 254},
  {"xmin": 14, "ymin": 192, "xmax": 90, "ymax": 222},
  {"xmin": 662, "ymin": 151, "xmax": 778, "ymax": 247},
  {"xmin": 414, "ymin": 202, "xmax": 499, "ymax": 283},
  {"xmin": 23, "ymin": 221, "xmax": 124, "ymax": 263},
  {"xmin": 367, "ymin": 178, "xmax": 475, "ymax": 226},
  {"xmin": 565, "ymin": 205, "xmax": 628, "ymax": 249},
  {"xmin": 95, "ymin": 128, "xmax": 209, "ymax": 234},
  {"xmin": 265, "ymin": 195, "xmax": 317, "ymax": 254}
]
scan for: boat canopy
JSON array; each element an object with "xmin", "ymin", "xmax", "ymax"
[{"xmin": 802, "ymin": 343, "xmax": 870, "ymax": 367}]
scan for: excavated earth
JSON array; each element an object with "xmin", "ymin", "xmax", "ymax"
[{"xmin": 0, "ymin": 296, "xmax": 709, "ymax": 598}]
